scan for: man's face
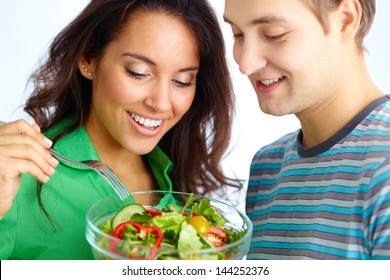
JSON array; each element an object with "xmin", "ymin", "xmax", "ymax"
[{"xmin": 224, "ymin": 0, "xmax": 343, "ymax": 117}]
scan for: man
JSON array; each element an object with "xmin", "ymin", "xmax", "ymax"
[{"xmin": 224, "ymin": 0, "xmax": 390, "ymax": 259}]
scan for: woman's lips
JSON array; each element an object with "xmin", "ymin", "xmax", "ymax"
[{"xmin": 128, "ymin": 112, "xmax": 166, "ymax": 137}]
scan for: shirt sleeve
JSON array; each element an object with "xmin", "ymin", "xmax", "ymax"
[
  {"xmin": 368, "ymin": 156, "xmax": 390, "ymax": 259},
  {"xmin": 0, "ymin": 200, "xmax": 18, "ymax": 259}
]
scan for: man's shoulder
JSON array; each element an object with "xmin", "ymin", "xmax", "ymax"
[{"xmin": 253, "ymin": 130, "xmax": 299, "ymax": 158}]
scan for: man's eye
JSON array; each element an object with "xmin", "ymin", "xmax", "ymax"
[
  {"xmin": 265, "ymin": 33, "xmax": 287, "ymax": 41},
  {"xmin": 232, "ymin": 32, "xmax": 244, "ymax": 39}
]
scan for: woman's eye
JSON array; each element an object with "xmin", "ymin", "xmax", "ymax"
[
  {"xmin": 173, "ymin": 80, "xmax": 194, "ymax": 88},
  {"xmin": 126, "ymin": 68, "xmax": 149, "ymax": 80}
]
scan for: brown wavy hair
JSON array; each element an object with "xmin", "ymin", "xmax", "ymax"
[
  {"xmin": 303, "ymin": 0, "xmax": 375, "ymax": 53},
  {"xmin": 25, "ymin": 0, "xmax": 241, "ymax": 201}
]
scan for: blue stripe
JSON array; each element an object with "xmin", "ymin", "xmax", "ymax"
[
  {"xmin": 250, "ymin": 163, "xmax": 378, "ymax": 179},
  {"xmin": 278, "ymin": 164, "xmax": 378, "ymax": 176},
  {"xmin": 251, "ymin": 241, "xmax": 368, "ymax": 259},
  {"xmin": 351, "ymin": 129, "xmax": 390, "ymax": 137},
  {"xmin": 366, "ymin": 113, "xmax": 390, "ymax": 123},
  {"xmin": 248, "ymin": 179, "xmax": 278, "ymax": 186},
  {"xmin": 247, "ymin": 186, "xmax": 367, "ymax": 203},
  {"xmin": 250, "ymin": 163, "xmax": 282, "ymax": 170},
  {"xmin": 325, "ymin": 146, "xmax": 390, "ymax": 155},
  {"xmin": 253, "ymin": 224, "xmax": 364, "ymax": 237},
  {"xmin": 372, "ymin": 235, "xmax": 390, "ymax": 248},
  {"xmin": 251, "ymin": 205, "xmax": 363, "ymax": 216}
]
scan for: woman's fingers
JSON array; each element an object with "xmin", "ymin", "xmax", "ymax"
[
  {"xmin": 0, "ymin": 134, "xmax": 58, "ymax": 169},
  {"xmin": 0, "ymin": 120, "xmax": 58, "ymax": 169},
  {"xmin": 0, "ymin": 143, "xmax": 57, "ymax": 180},
  {"xmin": 0, "ymin": 120, "xmax": 60, "ymax": 217},
  {"xmin": 0, "ymin": 119, "xmax": 52, "ymax": 147}
]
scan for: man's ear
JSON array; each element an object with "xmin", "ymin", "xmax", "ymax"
[
  {"xmin": 78, "ymin": 57, "xmax": 96, "ymax": 80},
  {"xmin": 337, "ymin": 0, "xmax": 362, "ymax": 45}
]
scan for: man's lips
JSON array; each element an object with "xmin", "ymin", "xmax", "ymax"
[
  {"xmin": 259, "ymin": 76, "xmax": 285, "ymax": 86},
  {"xmin": 255, "ymin": 76, "xmax": 286, "ymax": 94}
]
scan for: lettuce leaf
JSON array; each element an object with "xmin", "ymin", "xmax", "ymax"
[{"xmin": 178, "ymin": 222, "xmax": 203, "ymax": 258}]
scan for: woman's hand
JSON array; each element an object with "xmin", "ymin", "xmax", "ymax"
[{"xmin": 0, "ymin": 120, "xmax": 59, "ymax": 218}]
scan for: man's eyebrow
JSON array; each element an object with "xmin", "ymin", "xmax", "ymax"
[
  {"xmin": 223, "ymin": 15, "xmax": 289, "ymax": 26},
  {"xmin": 122, "ymin": 52, "xmax": 199, "ymax": 72},
  {"xmin": 251, "ymin": 15, "xmax": 289, "ymax": 25},
  {"xmin": 223, "ymin": 16, "xmax": 233, "ymax": 24}
]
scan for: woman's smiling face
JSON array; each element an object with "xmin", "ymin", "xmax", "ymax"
[{"xmin": 82, "ymin": 11, "xmax": 200, "ymax": 155}]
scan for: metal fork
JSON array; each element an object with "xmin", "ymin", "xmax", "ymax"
[
  {"xmin": 0, "ymin": 120, "xmax": 132, "ymax": 201},
  {"xmin": 49, "ymin": 149, "xmax": 131, "ymax": 201}
]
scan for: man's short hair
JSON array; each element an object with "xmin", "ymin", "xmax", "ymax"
[{"xmin": 303, "ymin": 0, "xmax": 375, "ymax": 53}]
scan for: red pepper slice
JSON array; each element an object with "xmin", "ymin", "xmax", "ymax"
[
  {"xmin": 109, "ymin": 221, "xmax": 163, "ymax": 259},
  {"xmin": 113, "ymin": 221, "xmax": 143, "ymax": 239},
  {"xmin": 142, "ymin": 226, "xmax": 163, "ymax": 248},
  {"xmin": 113, "ymin": 221, "xmax": 163, "ymax": 248},
  {"xmin": 182, "ymin": 212, "xmax": 196, "ymax": 217},
  {"xmin": 146, "ymin": 208, "xmax": 163, "ymax": 217}
]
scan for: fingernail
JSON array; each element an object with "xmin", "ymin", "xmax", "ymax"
[
  {"xmin": 51, "ymin": 157, "xmax": 59, "ymax": 166},
  {"xmin": 49, "ymin": 166, "xmax": 55, "ymax": 175},
  {"xmin": 43, "ymin": 137, "xmax": 53, "ymax": 147},
  {"xmin": 43, "ymin": 175, "xmax": 50, "ymax": 183}
]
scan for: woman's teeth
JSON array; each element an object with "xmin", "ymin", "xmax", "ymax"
[
  {"xmin": 261, "ymin": 77, "xmax": 283, "ymax": 86},
  {"xmin": 130, "ymin": 113, "xmax": 163, "ymax": 128}
]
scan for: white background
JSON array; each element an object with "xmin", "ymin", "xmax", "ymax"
[{"xmin": 0, "ymin": 0, "xmax": 389, "ymax": 197}]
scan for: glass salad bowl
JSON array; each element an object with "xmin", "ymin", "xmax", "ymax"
[{"xmin": 86, "ymin": 190, "xmax": 252, "ymax": 260}]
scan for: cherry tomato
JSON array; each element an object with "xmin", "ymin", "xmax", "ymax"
[
  {"xmin": 188, "ymin": 215, "xmax": 210, "ymax": 235},
  {"xmin": 204, "ymin": 226, "xmax": 228, "ymax": 247}
]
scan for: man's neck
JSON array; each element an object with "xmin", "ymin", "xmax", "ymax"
[{"xmin": 297, "ymin": 61, "xmax": 384, "ymax": 148}]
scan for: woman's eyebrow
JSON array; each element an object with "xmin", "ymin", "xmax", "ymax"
[
  {"xmin": 122, "ymin": 52, "xmax": 156, "ymax": 65},
  {"xmin": 179, "ymin": 66, "xmax": 199, "ymax": 73},
  {"xmin": 122, "ymin": 52, "xmax": 199, "ymax": 72}
]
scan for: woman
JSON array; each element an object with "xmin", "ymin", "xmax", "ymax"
[{"xmin": 0, "ymin": 0, "xmax": 239, "ymax": 259}]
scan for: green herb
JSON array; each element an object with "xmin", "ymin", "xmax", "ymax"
[
  {"xmin": 224, "ymin": 227, "xmax": 248, "ymax": 243},
  {"xmin": 179, "ymin": 193, "xmax": 197, "ymax": 214}
]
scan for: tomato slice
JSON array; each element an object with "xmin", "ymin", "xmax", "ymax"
[{"xmin": 204, "ymin": 226, "xmax": 229, "ymax": 247}]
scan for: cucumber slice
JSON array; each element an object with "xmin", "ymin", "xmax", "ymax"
[{"xmin": 112, "ymin": 203, "xmax": 146, "ymax": 229}]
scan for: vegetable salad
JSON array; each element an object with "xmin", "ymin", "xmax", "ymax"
[{"xmin": 97, "ymin": 194, "xmax": 248, "ymax": 260}]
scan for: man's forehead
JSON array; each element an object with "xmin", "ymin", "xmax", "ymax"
[{"xmin": 223, "ymin": 0, "xmax": 313, "ymax": 27}]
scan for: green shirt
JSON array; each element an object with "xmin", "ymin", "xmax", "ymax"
[{"xmin": 0, "ymin": 122, "xmax": 173, "ymax": 259}]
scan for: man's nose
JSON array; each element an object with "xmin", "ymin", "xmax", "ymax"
[{"xmin": 235, "ymin": 39, "xmax": 268, "ymax": 76}]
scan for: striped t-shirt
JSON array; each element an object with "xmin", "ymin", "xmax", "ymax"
[{"xmin": 246, "ymin": 95, "xmax": 390, "ymax": 259}]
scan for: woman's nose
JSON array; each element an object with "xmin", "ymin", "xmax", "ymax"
[{"xmin": 144, "ymin": 80, "xmax": 172, "ymax": 113}]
